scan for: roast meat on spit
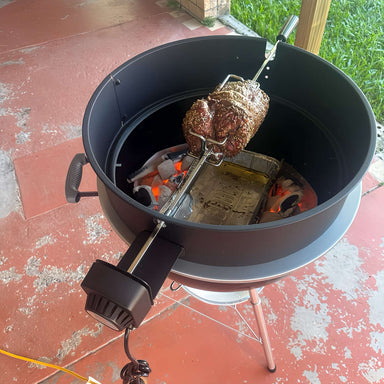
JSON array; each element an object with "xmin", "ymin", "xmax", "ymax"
[{"xmin": 182, "ymin": 80, "xmax": 270, "ymax": 158}]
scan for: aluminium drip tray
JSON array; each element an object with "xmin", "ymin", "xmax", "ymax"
[{"xmin": 172, "ymin": 151, "xmax": 281, "ymax": 225}]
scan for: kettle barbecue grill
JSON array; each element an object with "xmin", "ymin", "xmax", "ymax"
[{"xmin": 66, "ymin": 31, "xmax": 376, "ymax": 382}]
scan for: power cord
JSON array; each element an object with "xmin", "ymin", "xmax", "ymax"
[
  {"xmin": 0, "ymin": 347, "xmax": 101, "ymax": 384},
  {"xmin": 120, "ymin": 327, "xmax": 150, "ymax": 384}
]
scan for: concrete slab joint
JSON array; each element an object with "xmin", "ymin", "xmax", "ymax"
[
  {"xmin": 0, "ymin": 150, "xmax": 21, "ymax": 218},
  {"xmin": 177, "ymin": 0, "xmax": 230, "ymax": 20}
]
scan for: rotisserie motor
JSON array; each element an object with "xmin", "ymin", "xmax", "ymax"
[{"xmin": 182, "ymin": 80, "xmax": 270, "ymax": 157}]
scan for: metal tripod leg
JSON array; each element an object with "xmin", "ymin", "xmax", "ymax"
[{"xmin": 249, "ymin": 288, "xmax": 276, "ymax": 372}]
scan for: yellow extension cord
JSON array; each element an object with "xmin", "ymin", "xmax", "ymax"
[{"xmin": 0, "ymin": 347, "xmax": 101, "ymax": 384}]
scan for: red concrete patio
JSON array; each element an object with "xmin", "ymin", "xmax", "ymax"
[{"xmin": 0, "ymin": 1, "xmax": 383, "ymax": 383}]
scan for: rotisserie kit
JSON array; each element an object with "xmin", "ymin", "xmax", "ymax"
[{"xmin": 65, "ymin": 16, "xmax": 376, "ymax": 383}]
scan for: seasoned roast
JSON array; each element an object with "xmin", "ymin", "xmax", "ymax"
[{"xmin": 182, "ymin": 80, "xmax": 270, "ymax": 157}]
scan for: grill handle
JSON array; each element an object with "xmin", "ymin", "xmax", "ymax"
[
  {"xmin": 65, "ymin": 153, "xmax": 98, "ymax": 203},
  {"xmin": 276, "ymin": 15, "xmax": 299, "ymax": 42}
]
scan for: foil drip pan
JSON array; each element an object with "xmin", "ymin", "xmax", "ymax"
[{"xmin": 174, "ymin": 151, "xmax": 281, "ymax": 225}]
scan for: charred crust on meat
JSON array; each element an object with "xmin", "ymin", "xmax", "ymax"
[{"xmin": 182, "ymin": 80, "xmax": 270, "ymax": 157}]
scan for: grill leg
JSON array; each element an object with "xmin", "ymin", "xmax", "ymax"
[{"xmin": 249, "ymin": 288, "xmax": 276, "ymax": 372}]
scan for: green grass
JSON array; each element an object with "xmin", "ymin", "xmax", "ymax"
[{"xmin": 231, "ymin": 0, "xmax": 384, "ymax": 124}]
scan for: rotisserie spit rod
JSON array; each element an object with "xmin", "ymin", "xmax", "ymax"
[
  {"xmin": 253, "ymin": 14, "xmax": 299, "ymax": 82},
  {"xmin": 126, "ymin": 16, "xmax": 299, "ymax": 274},
  {"xmin": 219, "ymin": 15, "xmax": 299, "ymax": 89},
  {"xmin": 126, "ymin": 134, "xmax": 227, "ymax": 274}
]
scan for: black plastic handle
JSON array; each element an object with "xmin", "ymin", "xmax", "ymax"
[
  {"xmin": 65, "ymin": 153, "xmax": 98, "ymax": 203},
  {"xmin": 276, "ymin": 15, "xmax": 299, "ymax": 42}
]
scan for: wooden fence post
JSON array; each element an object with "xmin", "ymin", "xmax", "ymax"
[{"xmin": 295, "ymin": 0, "xmax": 332, "ymax": 55}]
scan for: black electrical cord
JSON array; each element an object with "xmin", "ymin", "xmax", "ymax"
[{"xmin": 120, "ymin": 327, "xmax": 151, "ymax": 384}]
